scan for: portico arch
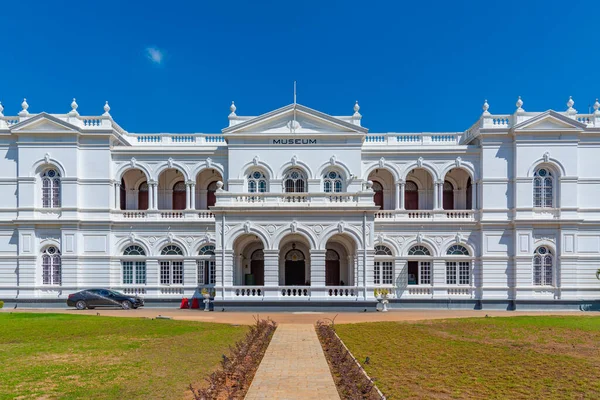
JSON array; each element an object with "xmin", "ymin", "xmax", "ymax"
[
  {"xmin": 232, "ymin": 233, "xmax": 265, "ymax": 286},
  {"xmin": 325, "ymin": 233, "xmax": 358, "ymax": 287},
  {"xmin": 279, "ymin": 234, "xmax": 311, "ymax": 286}
]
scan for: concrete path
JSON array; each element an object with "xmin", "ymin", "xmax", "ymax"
[{"xmin": 245, "ymin": 324, "xmax": 340, "ymax": 399}]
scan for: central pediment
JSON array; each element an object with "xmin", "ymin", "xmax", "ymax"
[{"xmin": 222, "ymin": 103, "xmax": 368, "ymax": 136}]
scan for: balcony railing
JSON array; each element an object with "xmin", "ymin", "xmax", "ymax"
[
  {"xmin": 375, "ymin": 210, "xmax": 476, "ymax": 221},
  {"xmin": 364, "ymin": 133, "xmax": 463, "ymax": 145},
  {"xmin": 216, "ymin": 191, "xmax": 375, "ymax": 207},
  {"xmin": 112, "ymin": 210, "xmax": 215, "ymax": 221}
]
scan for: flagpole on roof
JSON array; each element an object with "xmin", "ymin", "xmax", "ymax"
[{"xmin": 293, "ymin": 81, "xmax": 297, "ymax": 133}]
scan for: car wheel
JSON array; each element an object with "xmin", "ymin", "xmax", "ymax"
[
  {"xmin": 121, "ymin": 300, "xmax": 132, "ymax": 310},
  {"xmin": 75, "ymin": 300, "xmax": 87, "ymax": 310},
  {"xmin": 132, "ymin": 305, "xmax": 139, "ymax": 309}
]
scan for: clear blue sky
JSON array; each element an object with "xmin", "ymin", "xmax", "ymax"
[{"xmin": 0, "ymin": 0, "xmax": 596, "ymax": 133}]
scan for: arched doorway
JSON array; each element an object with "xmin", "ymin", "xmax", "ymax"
[
  {"xmin": 207, "ymin": 181, "xmax": 218, "ymax": 208},
  {"xmin": 405, "ymin": 180, "xmax": 419, "ymax": 210},
  {"xmin": 285, "ymin": 247, "xmax": 306, "ymax": 286},
  {"xmin": 325, "ymin": 249, "xmax": 340, "ymax": 286},
  {"xmin": 443, "ymin": 180, "xmax": 454, "ymax": 210},
  {"xmin": 138, "ymin": 182, "xmax": 149, "ymax": 210},
  {"xmin": 172, "ymin": 181, "xmax": 186, "ymax": 210},
  {"xmin": 250, "ymin": 249, "xmax": 264, "ymax": 286},
  {"xmin": 120, "ymin": 178, "xmax": 126, "ymax": 210},
  {"xmin": 372, "ymin": 181, "xmax": 384, "ymax": 209}
]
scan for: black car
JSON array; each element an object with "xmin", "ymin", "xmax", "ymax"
[{"xmin": 67, "ymin": 289, "xmax": 144, "ymax": 310}]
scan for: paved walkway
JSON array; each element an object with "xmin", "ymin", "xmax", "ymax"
[
  {"xmin": 4, "ymin": 308, "xmax": 588, "ymax": 325},
  {"xmin": 245, "ymin": 324, "xmax": 340, "ymax": 399}
]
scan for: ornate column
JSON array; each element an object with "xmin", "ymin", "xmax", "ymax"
[
  {"xmin": 433, "ymin": 182, "xmax": 439, "ymax": 210},
  {"xmin": 185, "ymin": 182, "xmax": 191, "ymax": 210},
  {"xmin": 114, "ymin": 182, "xmax": 120, "ymax": 210},
  {"xmin": 190, "ymin": 183, "xmax": 196, "ymax": 210},
  {"xmin": 150, "ymin": 182, "xmax": 158, "ymax": 210},
  {"xmin": 399, "ymin": 181, "xmax": 406, "ymax": 210},
  {"xmin": 394, "ymin": 182, "xmax": 401, "ymax": 210},
  {"xmin": 310, "ymin": 249, "xmax": 327, "ymax": 299},
  {"xmin": 263, "ymin": 250, "xmax": 279, "ymax": 299}
]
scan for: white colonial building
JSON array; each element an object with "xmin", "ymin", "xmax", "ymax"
[{"xmin": 1, "ymin": 96, "xmax": 599, "ymax": 308}]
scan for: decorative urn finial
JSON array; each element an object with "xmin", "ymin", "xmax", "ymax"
[
  {"xmin": 0, "ymin": 101, "xmax": 3, "ymax": 116},
  {"xmin": 354, "ymin": 100, "xmax": 360, "ymax": 113},
  {"xmin": 516, "ymin": 96, "xmax": 523, "ymax": 111},
  {"xmin": 482, "ymin": 99, "xmax": 489, "ymax": 114},
  {"xmin": 71, "ymin": 98, "xmax": 78, "ymax": 111},
  {"xmin": 230, "ymin": 101, "xmax": 236, "ymax": 114},
  {"xmin": 567, "ymin": 96, "xmax": 574, "ymax": 109},
  {"xmin": 103, "ymin": 101, "xmax": 111, "ymax": 116},
  {"xmin": 593, "ymin": 98, "xmax": 600, "ymax": 114},
  {"xmin": 22, "ymin": 98, "xmax": 29, "ymax": 111}
]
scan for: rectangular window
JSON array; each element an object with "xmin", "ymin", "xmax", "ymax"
[
  {"xmin": 172, "ymin": 261, "xmax": 183, "ymax": 284},
  {"xmin": 533, "ymin": 256, "xmax": 542, "ymax": 285},
  {"xmin": 382, "ymin": 261, "xmax": 393, "ymax": 285},
  {"xmin": 419, "ymin": 262, "xmax": 431, "ymax": 285},
  {"xmin": 42, "ymin": 257, "xmax": 51, "ymax": 285},
  {"xmin": 160, "ymin": 261, "xmax": 170, "ymax": 285},
  {"xmin": 197, "ymin": 260, "xmax": 205, "ymax": 285},
  {"xmin": 209, "ymin": 260, "xmax": 216, "ymax": 284},
  {"xmin": 374, "ymin": 261, "xmax": 381, "ymax": 285},
  {"xmin": 135, "ymin": 262, "xmax": 146, "ymax": 284},
  {"xmin": 123, "ymin": 261, "xmax": 133, "ymax": 284},
  {"xmin": 42, "ymin": 180, "xmax": 51, "ymax": 208},
  {"xmin": 459, "ymin": 262, "xmax": 470, "ymax": 285},
  {"xmin": 446, "ymin": 262, "xmax": 457, "ymax": 285}
]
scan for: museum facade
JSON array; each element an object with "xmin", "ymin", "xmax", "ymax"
[{"xmin": 1, "ymin": 96, "xmax": 599, "ymax": 307}]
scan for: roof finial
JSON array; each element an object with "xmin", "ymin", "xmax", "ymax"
[
  {"xmin": 0, "ymin": 101, "xmax": 4, "ymax": 117},
  {"xmin": 103, "ymin": 101, "xmax": 111, "ymax": 116},
  {"xmin": 19, "ymin": 98, "xmax": 29, "ymax": 116},
  {"xmin": 516, "ymin": 96, "xmax": 524, "ymax": 112},
  {"xmin": 566, "ymin": 96, "xmax": 577, "ymax": 116},
  {"xmin": 593, "ymin": 98, "xmax": 599, "ymax": 114},
  {"xmin": 69, "ymin": 98, "xmax": 79, "ymax": 116},
  {"xmin": 354, "ymin": 100, "xmax": 360, "ymax": 114},
  {"xmin": 229, "ymin": 101, "xmax": 237, "ymax": 117},
  {"xmin": 482, "ymin": 99, "xmax": 490, "ymax": 114}
]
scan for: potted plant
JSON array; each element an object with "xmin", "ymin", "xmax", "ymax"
[
  {"xmin": 375, "ymin": 289, "xmax": 390, "ymax": 312},
  {"xmin": 200, "ymin": 288, "xmax": 213, "ymax": 312}
]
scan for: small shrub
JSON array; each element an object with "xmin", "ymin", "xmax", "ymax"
[
  {"xmin": 189, "ymin": 317, "xmax": 277, "ymax": 400},
  {"xmin": 0, "ymin": 301, "xmax": 3, "ymax": 309},
  {"xmin": 316, "ymin": 321, "xmax": 382, "ymax": 399}
]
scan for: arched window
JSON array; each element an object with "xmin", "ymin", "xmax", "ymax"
[
  {"xmin": 160, "ymin": 245, "xmax": 183, "ymax": 285},
  {"xmin": 283, "ymin": 169, "xmax": 307, "ymax": 193},
  {"xmin": 405, "ymin": 180, "xmax": 418, "ymax": 210},
  {"xmin": 443, "ymin": 180, "xmax": 454, "ymax": 210},
  {"xmin": 446, "ymin": 245, "xmax": 469, "ymax": 256},
  {"xmin": 374, "ymin": 245, "xmax": 393, "ymax": 285},
  {"xmin": 248, "ymin": 170, "xmax": 267, "ymax": 193},
  {"xmin": 138, "ymin": 182, "xmax": 149, "ymax": 210},
  {"xmin": 445, "ymin": 245, "xmax": 470, "ymax": 285},
  {"xmin": 533, "ymin": 246, "xmax": 553, "ymax": 286},
  {"xmin": 42, "ymin": 169, "xmax": 61, "ymax": 208},
  {"xmin": 323, "ymin": 171, "xmax": 343, "ymax": 193},
  {"xmin": 172, "ymin": 181, "xmax": 186, "ymax": 210},
  {"xmin": 285, "ymin": 249, "xmax": 305, "ymax": 261},
  {"xmin": 407, "ymin": 245, "xmax": 431, "ymax": 285},
  {"xmin": 42, "ymin": 246, "xmax": 61, "ymax": 285},
  {"xmin": 198, "ymin": 245, "xmax": 216, "ymax": 285},
  {"xmin": 533, "ymin": 168, "xmax": 554, "ymax": 208},
  {"xmin": 122, "ymin": 245, "xmax": 146, "ymax": 285},
  {"xmin": 408, "ymin": 245, "xmax": 431, "ymax": 256}
]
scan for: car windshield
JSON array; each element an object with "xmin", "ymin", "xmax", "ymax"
[{"xmin": 110, "ymin": 290, "xmax": 124, "ymax": 296}]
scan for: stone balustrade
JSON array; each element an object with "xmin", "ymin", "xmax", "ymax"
[
  {"xmin": 375, "ymin": 210, "xmax": 476, "ymax": 221},
  {"xmin": 216, "ymin": 192, "xmax": 371, "ymax": 207}
]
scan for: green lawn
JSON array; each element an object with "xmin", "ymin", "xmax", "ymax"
[
  {"xmin": 335, "ymin": 316, "xmax": 600, "ymax": 399},
  {"xmin": 0, "ymin": 313, "xmax": 247, "ymax": 399}
]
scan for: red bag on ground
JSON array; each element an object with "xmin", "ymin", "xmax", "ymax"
[
  {"xmin": 191, "ymin": 297, "xmax": 200, "ymax": 309},
  {"xmin": 180, "ymin": 298, "xmax": 189, "ymax": 309}
]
